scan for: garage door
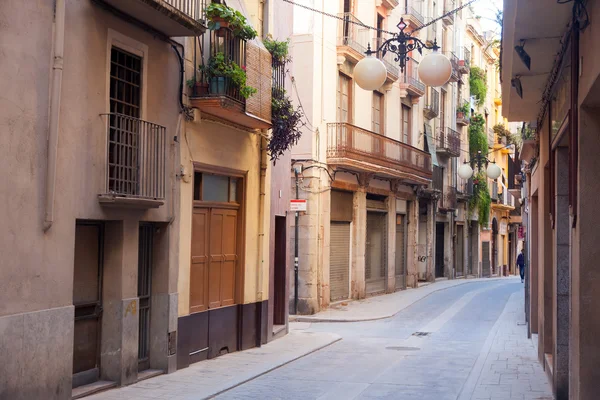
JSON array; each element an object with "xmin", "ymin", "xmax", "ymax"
[{"xmin": 330, "ymin": 222, "xmax": 350, "ymax": 301}]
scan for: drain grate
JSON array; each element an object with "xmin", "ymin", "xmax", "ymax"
[
  {"xmin": 385, "ymin": 346, "xmax": 420, "ymax": 351},
  {"xmin": 412, "ymin": 332, "xmax": 431, "ymax": 337}
]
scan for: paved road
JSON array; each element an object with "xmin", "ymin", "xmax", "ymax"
[{"xmin": 216, "ymin": 280, "xmax": 553, "ymax": 400}]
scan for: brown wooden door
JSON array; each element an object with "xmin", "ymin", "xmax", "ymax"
[
  {"xmin": 190, "ymin": 208, "xmax": 209, "ymax": 313},
  {"xmin": 209, "ymin": 208, "xmax": 238, "ymax": 308},
  {"xmin": 73, "ymin": 223, "xmax": 103, "ymax": 388},
  {"xmin": 273, "ymin": 216, "xmax": 287, "ymax": 325}
]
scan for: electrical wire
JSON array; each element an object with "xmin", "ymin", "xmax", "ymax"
[{"xmin": 281, "ymin": 0, "xmax": 482, "ymax": 35}]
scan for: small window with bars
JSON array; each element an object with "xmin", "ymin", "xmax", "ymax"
[{"xmin": 108, "ymin": 47, "xmax": 142, "ymax": 195}]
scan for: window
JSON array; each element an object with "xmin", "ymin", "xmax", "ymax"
[
  {"xmin": 337, "ymin": 73, "xmax": 352, "ymax": 123},
  {"xmin": 108, "ymin": 47, "xmax": 142, "ymax": 195},
  {"xmin": 401, "ymin": 104, "xmax": 411, "ymax": 144},
  {"xmin": 372, "ymin": 92, "xmax": 384, "ymax": 134},
  {"xmin": 193, "ymin": 172, "xmax": 240, "ymax": 203}
]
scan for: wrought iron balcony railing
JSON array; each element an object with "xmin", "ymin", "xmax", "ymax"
[
  {"xmin": 457, "ymin": 177, "xmax": 473, "ymax": 198},
  {"xmin": 401, "ymin": 58, "xmax": 426, "ymax": 97},
  {"xmin": 448, "ymin": 52, "xmax": 460, "ymax": 82},
  {"xmin": 459, "ymin": 46, "xmax": 471, "ymax": 74},
  {"xmin": 424, "ymin": 88, "xmax": 440, "ymax": 119},
  {"xmin": 101, "ymin": 113, "xmax": 166, "ymax": 205},
  {"xmin": 337, "ymin": 13, "xmax": 370, "ymax": 58},
  {"xmin": 442, "ymin": 0, "xmax": 455, "ymax": 24},
  {"xmin": 436, "ymin": 127, "xmax": 461, "ymax": 157},
  {"xmin": 402, "ymin": 5, "xmax": 425, "ymax": 27},
  {"xmin": 327, "ymin": 122, "xmax": 432, "ymax": 179}
]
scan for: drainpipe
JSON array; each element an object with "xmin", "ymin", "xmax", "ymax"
[
  {"xmin": 256, "ymin": 135, "xmax": 268, "ymax": 346},
  {"xmin": 293, "ymin": 168, "xmax": 299, "ymax": 315},
  {"xmin": 43, "ymin": 0, "xmax": 66, "ymax": 232}
]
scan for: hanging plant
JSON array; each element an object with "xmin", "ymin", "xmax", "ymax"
[
  {"xmin": 264, "ymin": 35, "xmax": 291, "ymax": 64},
  {"xmin": 468, "ymin": 113, "xmax": 487, "ymax": 157},
  {"xmin": 268, "ymin": 87, "xmax": 304, "ymax": 162},
  {"xmin": 469, "ymin": 66, "xmax": 488, "ymax": 105},
  {"xmin": 468, "ymin": 172, "xmax": 491, "ymax": 226}
]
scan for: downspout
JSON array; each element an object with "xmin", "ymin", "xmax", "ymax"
[
  {"xmin": 256, "ymin": 134, "xmax": 268, "ymax": 346},
  {"xmin": 43, "ymin": 0, "xmax": 66, "ymax": 232}
]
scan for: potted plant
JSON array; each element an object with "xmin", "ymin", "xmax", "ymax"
[
  {"xmin": 201, "ymin": 52, "xmax": 257, "ymax": 99},
  {"xmin": 205, "ymin": 3, "xmax": 257, "ymax": 41},
  {"xmin": 457, "ymin": 102, "xmax": 470, "ymax": 119},
  {"xmin": 264, "ymin": 35, "xmax": 291, "ymax": 65}
]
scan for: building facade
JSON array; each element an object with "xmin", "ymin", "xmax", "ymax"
[
  {"xmin": 0, "ymin": 0, "xmax": 291, "ymax": 398},
  {"xmin": 503, "ymin": 0, "xmax": 600, "ymax": 398}
]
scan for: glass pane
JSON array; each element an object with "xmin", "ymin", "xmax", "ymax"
[
  {"xmin": 202, "ymin": 174, "xmax": 229, "ymax": 202},
  {"xmin": 229, "ymin": 178, "xmax": 238, "ymax": 202},
  {"xmin": 194, "ymin": 172, "xmax": 201, "ymax": 200}
]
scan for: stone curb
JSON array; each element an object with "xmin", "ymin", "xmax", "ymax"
[
  {"xmin": 292, "ymin": 277, "xmax": 515, "ymax": 323},
  {"xmin": 206, "ymin": 333, "xmax": 342, "ymax": 399}
]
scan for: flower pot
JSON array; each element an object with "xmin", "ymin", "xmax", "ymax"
[
  {"xmin": 211, "ymin": 17, "xmax": 230, "ymax": 29},
  {"xmin": 457, "ymin": 111, "xmax": 465, "ymax": 119},
  {"xmin": 210, "ymin": 77, "xmax": 227, "ymax": 95},
  {"xmin": 195, "ymin": 82, "xmax": 208, "ymax": 96}
]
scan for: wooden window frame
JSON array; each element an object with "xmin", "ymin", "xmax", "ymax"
[
  {"xmin": 372, "ymin": 91, "xmax": 384, "ymax": 135},
  {"xmin": 401, "ymin": 104, "xmax": 411, "ymax": 145},
  {"xmin": 337, "ymin": 72, "xmax": 353, "ymax": 123},
  {"xmin": 190, "ymin": 162, "xmax": 247, "ymax": 312}
]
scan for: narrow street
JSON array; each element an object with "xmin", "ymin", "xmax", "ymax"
[{"xmin": 91, "ymin": 279, "xmax": 552, "ymax": 400}]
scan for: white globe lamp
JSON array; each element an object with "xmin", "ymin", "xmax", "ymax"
[
  {"xmin": 458, "ymin": 163, "xmax": 474, "ymax": 180},
  {"xmin": 354, "ymin": 55, "xmax": 388, "ymax": 91},
  {"xmin": 486, "ymin": 162, "xmax": 502, "ymax": 180},
  {"xmin": 418, "ymin": 49, "xmax": 452, "ymax": 87}
]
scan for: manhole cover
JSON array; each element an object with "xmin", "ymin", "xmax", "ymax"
[
  {"xmin": 412, "ymin": 332, "xmax": 431, "ymax": 337},
  {"xmin": 385, "ymin": 346, "xmax": 420, "ymax": 351}
]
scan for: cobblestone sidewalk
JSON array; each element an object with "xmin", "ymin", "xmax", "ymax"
[{"xmin": 460, "ymin": 290, "xmax": 553, "ymax": 400}]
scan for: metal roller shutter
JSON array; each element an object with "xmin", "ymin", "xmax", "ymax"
[
  {"xmin": 395, "ymin": 214, "xmax": 406, "ymax": 290},
  {"xmin": 330, "ymin": 222, "xmax": 351, "ymax": 301},
  {"xmin": 366, "ymin": 212, "xmax": 387, "ymax": 295}
]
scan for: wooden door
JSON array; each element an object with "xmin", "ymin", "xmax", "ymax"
[
  {"xmin": 137, "ymin": 224, "xmax": 153, "ymax": 371},
  {"xmin": 435, "ymin": 223, "xmax": 445, "ymax": 278},
  {"xmin": 73, "ymin": 223, "xmax": 103, "ymax": 388},
  {"xmin": 273, "ymin": 216, "xmax": 287, "ymax": 325},
  {"xmin": 366, "ymin": 212, "xmax": 387, "ymax": 295},
  {"xmin": 208, "ymin": 208, "xmax": 237, "ymax": 308},
  {"xmin": 190, "ymin": 208, "xmax": 209, "ymax": 313}
]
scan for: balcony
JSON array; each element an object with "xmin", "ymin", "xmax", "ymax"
[
  {"xmin": 447, "ymin": 52, "xmax": 460, "ymax": 83},
  {"xmin": 189, "ymin": 29, "xmax": 272, "ymax": 130},
  {"xmin": 442, "ymin": 0, "xmax": 455, "ymax": 25},
  {"xmin": 494, "ymin": 89, "xmax": 502, "ymax": 106},
  {"xmin": 374, "ymin": 37, "xmax": 400, "ymax": 81},
  {"xmin": 99, "ymin": 113, "xmax": 166, "ymax": 208},
  {"xmin": 337, "ymin": 13, "xmax": 370, "ymax": 64},
  {"xmin": 458, "ymin": 47, "xmax": 471, "ymax": 74},
  {"xmin": 436, "ymin": 127, "xmax": 461, "ymax": 158},
  {"xmin": 488, "ymin": 128, "xmax": 495, "ymax": 148},
  {"xmin": 401, "ymin": 5, "xmax": 425, "ymax": 29},
  {"xmin": 424, "ymin": 88, "xmax": 440, "ymax": 119},
  {"xmin": 400, "ymin": 58, "xmax": 425, "ymax": 97},
  {"xmin": 457, "ymin": 178, "xmax": 473, "ymax": 201},
  {"xmin": 98, "ymin": 0, "xmax": 206, "ymax": 36},
  {"xmin": 440, "ymin": 186, "xmax": 458, "ymax": 211},
  {"xmin": 425, "ymin": 19, "xmax": 437, "ymax": 47},
  {"xmin": 381, "ymin": 0, "xmax": 400, "ymax": 10},
  {"xmin": 327, "ymin": 122, "xmax": 432, "ymax": 184}
]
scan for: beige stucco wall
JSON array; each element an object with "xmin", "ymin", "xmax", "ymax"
[{"xmin": 0, "ymin": 0, "xmax": 179, "ymax": 319}]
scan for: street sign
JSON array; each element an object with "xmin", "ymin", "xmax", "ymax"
[{"xmin": 290, "ymin": 199, "xmax": 307, "ymax": 212}]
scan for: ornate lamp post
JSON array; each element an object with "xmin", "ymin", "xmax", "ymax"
[
  {"xmin": 458, "ymin": 151, "xmax": 502, "ymax": 181},
  {"xmin": 353, "ymin": 18, "xmax": 452, "ymax": 91}
]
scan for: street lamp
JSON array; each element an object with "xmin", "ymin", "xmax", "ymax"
[
  {"xmin": 458, "ymin": 151, "xmax": 502, "ymax": 180},
  {"xmin": 353, "ymin": 18, "xmax": 452, "ymax": 91}
]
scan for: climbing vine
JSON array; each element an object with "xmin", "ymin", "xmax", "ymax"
[
  {"xmin": 469, "ymin": 66, "xmax": 488, "ymax": 105},
  {"xmin": 467, "ymin": 113, "xmax": 491, "ymax": 226}
]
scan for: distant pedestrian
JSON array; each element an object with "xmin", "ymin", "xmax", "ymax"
[{"xmin": 517, "ymin": 249, "xmax": 525, "ymax": 283}]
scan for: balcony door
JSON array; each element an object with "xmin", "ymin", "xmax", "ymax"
[
  {"xmin": 337, "ymin": 73, "xmax": 352, "ymax": 148},
  {"xmin": 108, "ymin": 46, "xmax": 142, "ymax": 196}
]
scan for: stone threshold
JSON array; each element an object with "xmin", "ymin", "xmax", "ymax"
[
  {"xmin": 72, "ymin": 381, "xmax": 117, "ymax": 399},
  {"xmin": 137, "ymin": 369, "xmax": 164, "ymax": 382}
]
